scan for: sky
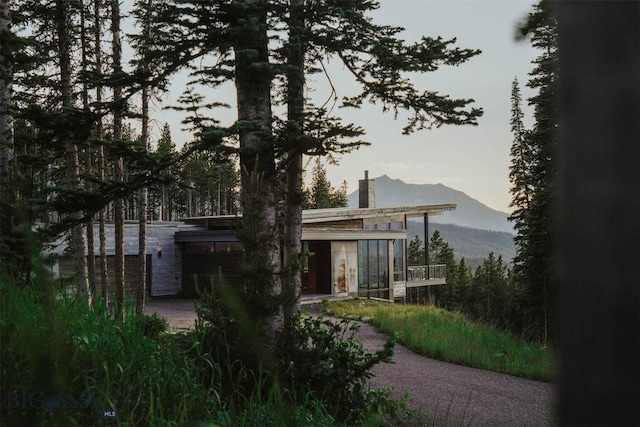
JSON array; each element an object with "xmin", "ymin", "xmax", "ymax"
[{"xmin": 151, "ymin": 0, "xmax": 539, "ymax": 214}]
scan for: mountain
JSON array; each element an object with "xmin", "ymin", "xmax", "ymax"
[
  {"xmin": 346, "ymin": 175, "xmax": 516, "ymax": 268},
  {"xmin": 347, "ymin": 175, "xmax": 514, "ymax": 234}
]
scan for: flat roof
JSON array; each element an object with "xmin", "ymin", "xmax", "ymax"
[
  {"xmin": 183, "ymin": 203, "xmax": 456, "ymax": 227},
  {"xmin": 301, "ymin": 204, "xmax": 456, "ymax": 223}
]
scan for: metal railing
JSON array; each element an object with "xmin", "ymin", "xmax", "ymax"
[{"xmin": 406, "ymin": 264, "xmax": 447, "ymax": 281}]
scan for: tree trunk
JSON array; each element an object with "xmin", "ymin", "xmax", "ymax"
[
  {"xmin": 93, "ymin": 0, "xmax": 108, "ymax": 301},
  {"xmin": 0, "ymin": 0, "xmax": 12, "ymax": 195},
  {"xmin": 137, "ymin": 142, "xmax": 148, "ymax": 314},
  {"xmin": 80, "ymin": 1, "xmax": 97, "ymax": 302},
  {"xmin": 233, "ymin": 0, "xmax": 282, "ymax": 343},
  {"xmin": 57, "ymin": 0, "xmax": 91, "ymax": 305},
  {"xmin": 136, "ymin": 0, "xmax": 152, "ymax": 316},
  {"xmin": 283, "ymin": 0, "xmax": 305, "ymax": 321},
  {"xmin": 0, "ymin": 0, "xmax": 15, "ymax": 267},
  {"xmin": 111, "ymin": 0, "xmax": 125, "ymax": 321}
]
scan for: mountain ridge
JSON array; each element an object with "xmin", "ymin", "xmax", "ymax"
[
  {"xmin": 346, "ymin": 174, "xmax": 516, "ymax": 266},
  {"xmin": 347, "ymin": 174, "xmax": 514, "ymax": 234}
]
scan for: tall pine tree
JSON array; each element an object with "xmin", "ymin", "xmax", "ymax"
[
  {"xmin": 143, "ymin": 0, "xmax": 483, "ymax": 340},
  {"xmin": 304, "ymin": 158, "xmax": 347, "ymax": 209},
  {"xmin": 509, "ymin": 1, "xmax": 558, "ymax": 342}
]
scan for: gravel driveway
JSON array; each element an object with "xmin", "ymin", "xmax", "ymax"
[
  {"xmin": 146, "ymin": 298, "xmax": 556, "ymax": 426},
  {"xmin": 354, "ymin": 320, "xmax": 555, "ymax": 426}
]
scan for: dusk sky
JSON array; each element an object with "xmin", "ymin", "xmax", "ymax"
[{"xmin": 152, "ymin": 0, "xmax": 539, "ymax": 213}]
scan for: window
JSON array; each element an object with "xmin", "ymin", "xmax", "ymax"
[
  {"xmin": 393, "ymin": 238, "xmax": 405, "ymax": 281},
  {"xmin": 183, "ymin": 241, "xmax": 242, "ymax": 254},
  {"xmin": 358, "ymin": 240, "xmax": 389, "ymax": 299}
]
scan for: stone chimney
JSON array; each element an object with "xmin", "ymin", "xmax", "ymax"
[{"xmin": 358, "ymin": 170, "xmax": 375, "ymax": 208}]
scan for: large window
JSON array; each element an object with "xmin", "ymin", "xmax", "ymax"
[
  {"xmin": 393, "ymin": 238, "xmax": 405, "ymax": 281},
  {"xmin": 358, "ymin": 240, "xmax": 389, "ymax": 299},
  {"xmin": 183, "ymin": 241, "xmax": 242, "ymax": 254},
  {"xmin": 390, "ymin": 221, "xmax": 405, "ymax": 282},
  {"xmin": 181, "ymin": 241, "xmax": 244, "ymax": 296}
]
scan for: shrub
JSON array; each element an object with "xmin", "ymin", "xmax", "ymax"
[
  {"xmin": 194, "ymin": 273, "xmax": 408, "ymax": 425},
  {"xmin": 135, "ymin": 311, "xmax": 170, "ymax": 339},
  {"xmin": 278, "ymin": 313, "xmax": 405, "ymax": 424}
]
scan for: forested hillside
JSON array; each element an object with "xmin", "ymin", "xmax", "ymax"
[{"xmin": 407, "ymin": 221, "xmax": 515, "ymax": 270}]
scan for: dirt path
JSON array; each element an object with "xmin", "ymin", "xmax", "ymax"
[{"xmin": 145, "ymin": 299, "xmax": 555, "ymax": 426}]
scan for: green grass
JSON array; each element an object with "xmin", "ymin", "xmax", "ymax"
[
  {"xmin": 2, "ymin": 275, "xmax": 401, "ymax": 426},
  {"xmin": 0, "ymin": 279, "xmax": 222, "ymax": 426},
  {"xmin": 326, "ymin": 299, "xmax": 552, "ymax": 382},
  {"xmin": 0, "ymin": 279, "xmax": 345, "ymax": 426}
]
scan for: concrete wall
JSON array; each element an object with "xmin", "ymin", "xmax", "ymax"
[
  {"xmin": 52, "ymin": 222, "xmax": 202, "ymax": 296},
  {"xmin": 146, "ymin": 224, "xmax": 183, "ymax": 296}
]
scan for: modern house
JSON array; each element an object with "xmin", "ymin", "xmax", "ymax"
[{"xmin": 56, "ymin": 172, "xmax": 455, "ymax": 302}]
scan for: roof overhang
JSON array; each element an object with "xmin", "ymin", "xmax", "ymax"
[
  {"xmin": 174, "ymin": 229, "xmax": 238, "ymax": 243},
  {"xmin": 301, "ymin": 203, "xmax": 456, "ymax": 224},
  {"xmin": 182, "ymin": 203, "xmax": 456, "ymax": 229},
  {"xmin": 302, "ymin": 228, "xmax": 406, "ymax": 241}
]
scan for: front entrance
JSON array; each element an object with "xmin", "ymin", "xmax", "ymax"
[
  {"xmin": 302, "ymin": 241, "xmax": 331, "ymax": 295},
  {"xmin": 180, "ymin": 241, "xmax": 243, "ymax": 297}
]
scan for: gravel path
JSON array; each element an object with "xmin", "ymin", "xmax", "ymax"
[
  {"xmin": 145, "ymin": 299, "xmax": 556, "ymax": 426},
  {"xmin": 354, "ymin": 320, "xmax": 555, "ymax": 426}
]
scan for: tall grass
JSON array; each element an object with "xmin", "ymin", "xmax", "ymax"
[
  {"xmin": 0, "ymin": 274, "xmax": 381, "ymax": 426},
  {"xmin": 0, "ymin": 275, "xmax": 222, "ymax": 426},
  {"xmin": 327, "ymin": 300, "xmax": 552, "ymax": 382}
]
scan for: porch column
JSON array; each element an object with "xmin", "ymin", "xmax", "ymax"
[
  {"xmin": 388, "ymin": 239, "xmax": 394, "ymax": 300},
  {"xmin": 424, "ymin": 213, "xmax": 429, "ymax": 279},
  {"xmin": 424, "ymin": 213, "xmax": 430, "ymax": 301}
]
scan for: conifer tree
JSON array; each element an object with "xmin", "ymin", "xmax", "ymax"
[
  {"xmin": 177, "ymin": 150, "xmax": 239, "ymax": 217},
  {"xmin": 428, "ymin": 229, "xmax": 458, "ymax": 308},
  {"xmin": 407, "ymin": 235, "xmax": 424, "ymax": 266},
  {"xmin": 153, "ymin": 122, "xmax": 178, "ymax": 220},
  {"xmin": 0, "ymin": 0, "xmax": 11, "ymax": 194},
  {"xmin": 472, "ymin": 253, "xmax": 509, "ymax": 328},
  {"xmin": 135, "ymin": 0, "xmax": 152, "ymax": 316},
  {"xmin": 508, "ymin": 77, "xmax": 533, "ymax": 241},
  {"xmin": 0, "ymin": 0, "xmax": 17, "ymax": 270},
  {"xmin": 455, "ymin": 257, "xmax": 473, "ymax": 309},
  {"xmin": 4, "ymin": 0, "xmax": 179, "ymax": 295},
  {"xmin": 3, "ymin": 0, "xmax": 84, "ymax": 278},
  {"xmin": 140, "ymin": 0, "xmax": 483, "ymax": 340},
  {"xmin": 80, "ymin": 0, "xmax": 98, "ymax": 301},
  {"xmin": 510, "ymin": 1, "xmax": 558, "ymax": 342},
  {"xmin": 282, "ymin": 0, "xmax": 305, "ymax": 319},
  {"xmin": 304, "ymin": 158, "xmax": 347, "ymax": 209},
  {"xmin": 111, "ymin": 0, "xmax": 126, "ymax": 321},
  {"xmin": 93, "ymin": 0, "xmax": 109, "ymax": 301},
  {"xmin": 56, "ymin": 0, "xmax": 91, "ymax": 304}
]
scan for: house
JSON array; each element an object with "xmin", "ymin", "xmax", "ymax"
[{"xmin": 55, "ymin": 172, "xmax": 455, "ymax": 302}]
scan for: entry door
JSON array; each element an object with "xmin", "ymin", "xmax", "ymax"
[{"xmin": 302, "ymin": 241, "xmax": 331, "ymax": 295}]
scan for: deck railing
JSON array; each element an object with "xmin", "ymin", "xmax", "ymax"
[{"xmin": 406, "ymin": 264, "xmax": 447, "ymax": 282}]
